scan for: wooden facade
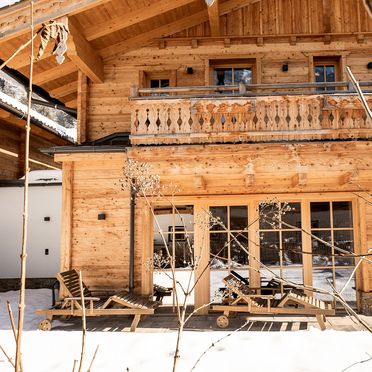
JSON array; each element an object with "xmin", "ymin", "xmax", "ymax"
[{"xmin": 1, "ymin": 0, "xmax": 371, "ymax": 313}]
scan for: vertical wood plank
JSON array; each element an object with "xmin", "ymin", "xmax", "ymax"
[
  {"xmin": 60, "ymin": 161, "xmax": 73, "ymax": 273},
  {"xmin": 301, "ymin": 200, "xmax": 312, "ymax": 295},
  {"xmin": 77, "ymin": 71, "xmax": 88, "ymax": 144},
  {"xmin": 249, "ymin": 200, "xmax": 260, "ymax": 289}
]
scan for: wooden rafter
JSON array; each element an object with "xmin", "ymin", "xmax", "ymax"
[
  {"xmin": 205, "ymin": 0, "xmax": 220, "ymax": 37},
  {"xmin": 100, "ymin": 0, "xmax": 259, "ymax": 58},
  {"xmin": 0, "ymin": 0, "xmax": 112, "ymax": 43},
  {"xmin": 33, "ymin": 61, "xmax": 77, "ymax": 85},
  {"xmin": 66, "ymin": 17, "xmax": 104, "ymax": 83},
  {"xmin": 84, "ymin": 0, "xmax": 198, "ymax": 41}
]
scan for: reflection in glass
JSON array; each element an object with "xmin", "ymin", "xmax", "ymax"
[
  {"xmin": 231, "ymin": 233, "xmax": 249, "ymax": 267},
  {"xmin": 230, "ymin": 206, "xmax": 248, "ymax": 230},
  {"xmin": 312, "ymin": 268, "xmax": 334, "ymax": 301},
  {"xmin": 311, "ymin": 202, "xmax": 331, "ymax": 228},
  {"xmin": 282, "ymin": 231, "xmax": 302, "ymax": 265},
  {"xmin": 259, "ymin": 203, "xmax": 279, "ymax": 229},
  {"xmin": 282, "ymin": 202, "xmax": 301, "ymax": 229},
  {"xmin": 210, "ymin": 233, "xmax": 228, "ymax": 269},
  {"xmin": 335, "ymin": 268, "xmax": 356, "ymax": 307},
  {"xmin": 260, "ymin": 231, "xmax": 280, "ymax": 266},
  {"xmin": 333, "ymin": 201, "xmax": 353, "ymax": 228},
  {"xmin": 234, "ymin": 68, "xmax": 252, "ymax": 84},
  {"xmin": 333, "ymin": 230, "xmax": 354, "ymax": 266},
  {"xmin": 210, "ymin": 206, "xmax": 228, "ymax": 231},
  {"xmin": 312, "ymin": 230, "xmax": 332, "ymax": 266},
  {"xmin": 282, "ymin": 268, "xmax": 304, "ymax": 284}
]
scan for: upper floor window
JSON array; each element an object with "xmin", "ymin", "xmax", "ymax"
[
  {"xmin": 313, "ymin": 57, "xmax": 340, "ymax": 91},
  {"xmin": 150, "ymin": 79, "xmax": 170, "ymax": 89}
]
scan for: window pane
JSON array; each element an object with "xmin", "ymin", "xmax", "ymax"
[
  {"xmin": 214, "ymin": 68, "xmax": 232, "ymax": 85},
  {"xmin": 174, "ymin": 234, "xmax": 194, "ymax": 268},
  {"xmin": 334, "ymin": 230, "xmax": 354, "ymax": 266},
  {"xmin": 230, "ymin": 206, "xmax": 248, "ymax": 230},
  {"xmin": 260, "ymin": 231, "xmax": 280, "ymax": 266},
  {"xmin": 314, "ymin": 66, "xmax": 324, "ymax": 82},
  {"xmin": 210, "ymin": 270, "xmax": 229, "ymax": 302},
  {"xmin": 259, "ymin": 203, "xmax": 279, "ymax": 229},
  {"xmin": 311, "ymin": 202, "xmax": 331, "ymax": 228},
  {"xmin": 282, "ymin": 268, "xmax": 304, "ymax": 285},
  {"xmin": 234, "ymin": 68, "xmax": 252, "ymax": 84},
  {"xmin": 312, "ymin": 230, "xmax": 332, "ymax": 266},
  {"xmin": 150, "ymin": 79, "xmax": 160, "ymax": 88},
  {"xmin": 231, "ymin": 233, "xmax": 249, "ymax": 267},
  {"xmin": 332, "ymin": 201, "xmax": 353, "ymax": 228},
  {"xmin": 335, "ymin": 268, "xmax": 356, "ymax": 307},
  {"xmin": 282, "ymin": 231, "xmax": 302, "ymax": 265},
  {"xmin": 325, "ymin": 65, "xmax": 335, "ymax": 82},
  {"xmin": 312, "ymin": 268, "xmax": 334, "ymax": 302},
  {"xmin": 282, "ymin": 202, "xmax": 301, "ymax": 229},
  {"xmin": 160, "ymin": 79, "xmax": 169, "ymax": 88},
  {"xmin": 173, "ymin": 205, "xmax": 194, "ymax": 231},
  {"xmin": 210, "ymin": 206, "xmax": 228, "ymax": 231},
  {"xmin": 210, "ymin": 233, "xmax": 228, "ymax": 268}
]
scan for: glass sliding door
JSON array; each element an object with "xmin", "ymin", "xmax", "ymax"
[
  {"xmin": 209, "ymin": 205, "xmax": 249, "ymax": 301},
  {"xmin": 153, "ymin": 205, "xmax": 194, "ymax": 305}
]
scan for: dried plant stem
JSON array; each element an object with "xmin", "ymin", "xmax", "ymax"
[
  {"xmin": 72, "ymin": 359, "xmax": 78, "ymax": 372},
  {"xmin": 78, "ymin": 271, "xmax": 87, "ymax": 372},
  {"xmin": 346, "ymin": 66, "xmax": 372, "ymax": 120},
  {"xmin": 87, "ymin": 345, "xmax": 100, "ymax": 372},
  {"xmin": 6, "ymin": 301, "xmax": 17, "ymax": 341},
  {"xmin": 15, "ymin": 2, "xmax": 34, "ymax": 371},
  {"xmin": 0, "ymin": 345, "xmax": 15, "ymax": 368}
]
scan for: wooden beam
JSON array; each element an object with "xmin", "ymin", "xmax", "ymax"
[
  {"xmin": 84, "ymin": 0, "xmax": 198, "ymax": 41},
  {"xmin": 194, "ymin": 175, "xmax": 206, "ymax": 190},
  {"xmin": 60, "ymin": 161, "xmax": 73, "ymax": 275},
  {"xmin": 66, "ymin": 17, "xmax": 104, "ymax": 83},
  {"xmin": 33, "ymin": 61, "xmax": 77, "ymax": 85},
  {"xmin": 292, "ymin": 173, "xmax": 307, "ymax": 187},
  {"xmin": 205, "ymin": 0, "xmax": 221, "ymax": 37},
  {"xmin": 0, "ymin": 0, "xmax": 112, "ymax": 43},
  {"xmin": 340, "ymin": 170, "xmax": 359, "ymax": 185},
  {"xmin": 100, "ymin": 0, "xmax": 259, "ymax": 58},
  {"xmin": 49, "ymin": 81, "xmax": 77, "ymax": 99},
  {"xmin": 77, "ymin": 71, "xmax": 88, "ymax": 144}
]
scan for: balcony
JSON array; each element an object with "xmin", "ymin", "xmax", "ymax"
[{"xmin": 129, "ymin": 82, "xmax": 372, "ymax": 145}]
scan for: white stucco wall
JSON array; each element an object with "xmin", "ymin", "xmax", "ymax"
[{"xmin": 0, "ymin": 184, "xmax": 61, "ymax": 278}]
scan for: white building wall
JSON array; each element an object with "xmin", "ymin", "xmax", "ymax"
[{"xmin": 0, "ymin": 185, "xmax": 61, "ymax": 278}]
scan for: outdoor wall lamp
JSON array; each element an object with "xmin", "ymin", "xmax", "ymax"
[
  {"xmin": 98, "ymin": 212, "xmax": 106, "ymax": 220},
  {"xmin": 282, "ymin": 64, "xmax": 289, "ymax": 72},
  {"xmin": 367, "ymin": 62, "xmax": 372, "ymax": 69}
]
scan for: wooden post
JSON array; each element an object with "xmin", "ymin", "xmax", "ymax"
[
  {"xmin": 249, "ymin": 200, "xmax": 260, "ymax": 289},
  {"xmin": 77, "ymin": 71, "xmax": 88, "ymax": 144},
  {"xmin": 60, "ymin": 162, "xmax": 74, "ymax": 275}
]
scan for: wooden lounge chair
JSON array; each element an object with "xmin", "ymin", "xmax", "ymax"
[
  {"xmin": 211, "ymin": 271, "xmax": 335, "ymax": 330},
  {"xmin": 35, "ymin": 269, "xmax": 159, "ymax": 332}
]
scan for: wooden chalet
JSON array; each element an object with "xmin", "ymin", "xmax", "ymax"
[{"xmin": 1, "ymin": 0, "xmax": 372, "ymax": 314}]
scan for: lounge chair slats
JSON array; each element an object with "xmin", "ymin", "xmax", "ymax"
[{"xmin": 36, "ymin": 269, "xmax": 159, "ymax": 332}]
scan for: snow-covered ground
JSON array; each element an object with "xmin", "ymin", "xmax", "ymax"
[{"xmin": 0, "ymin": 289, "xmax": 371, "ymax": 372}]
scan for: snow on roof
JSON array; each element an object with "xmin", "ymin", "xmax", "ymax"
[
  {"xmin": 0, "ymin": 0, "xmax": 21, "ymax": 9},
  {"xmin": 0, "ymin": 91, "xmax": 76, "ymax": 142},
  {"xmin": 20, "ymin": 169, "xmax": 62, "ymax": 183}
]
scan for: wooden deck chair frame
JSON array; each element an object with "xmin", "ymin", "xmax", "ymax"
[
  {"xmin": 35, "ymin": 269, "xmax": 159, "ymax": 332},
  {"xmin": 211, "ymin": 272, "xmax": 335, "ymax": 330}
]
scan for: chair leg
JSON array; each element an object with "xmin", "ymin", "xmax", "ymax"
[
  {"xmin": 130, "ymin": 314, "xmax": 141, "ymax": 332},
  {"xmin": 316, "ymin": 314, "xmax": 326, "ymax": 331}
]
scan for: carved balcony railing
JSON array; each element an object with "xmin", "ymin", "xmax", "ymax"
[{"xmin": 129, "ymin": 82, "xmax": 372, "ymax": 145}]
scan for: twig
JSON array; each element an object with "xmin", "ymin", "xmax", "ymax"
[
  {"xmin": 72, "ymin": 359, "xmax": 78, "ymax": 372},
  {"xmin": 0, "ymin": 345, "xmax": 15, "ymax": 368},
  {"xmin": 190, "ymin": 319, "xmax": 250, "ymax": 371},
  {"xmin": 78, "ymin": 271, "xmax": 87, "ymax": 372},
  {"xmin": 16, "ymin": 1, "xmax": 35, "ymax": 371},
  {"xmin": 345, "ymin": 66, "xmax": 372, "ymax": 121},
  {"xmin": 87, "ymin": 345, "xmax": 100, "ymax": 372},
  {"xmin": 341, "ymin": 353, "xmax": 372, "ymax": 372},
  {"xmin": 6, "ymin": 301, "xmax": 17, "ymax": 341}
]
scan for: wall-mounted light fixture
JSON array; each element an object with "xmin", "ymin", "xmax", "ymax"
[
  {"xmin": 282, "ymin": 64, "xmax": 289, "ymax": 72},
  {"xmin": 44, "ymin": 216, "xmax": 50, "ymax": 221},
  {"xmin": 186, "ymin": 67, "xmax": 194, "ymax": 74},
  {"xmin": 98, "ymin": 212, "xmax": 106, "ymax": 220},
  {"xmin": 367, "ymin": 62, "xmax": 372, "ymax": 69}
]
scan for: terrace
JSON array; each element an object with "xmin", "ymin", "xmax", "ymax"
[{"xmin": 129, "ymin": 81, "xmax": 372, "ymax": 145}]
